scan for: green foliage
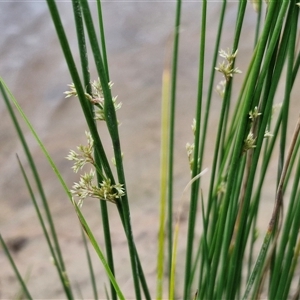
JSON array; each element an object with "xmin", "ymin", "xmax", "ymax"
[{"xmin": 1, "ymin": 0, "xmax": 300, "ymax": 299}]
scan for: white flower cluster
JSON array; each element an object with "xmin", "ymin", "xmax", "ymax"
[
  {"xmin": 215, "ymin": 48, "xmax": 242, "ymax": 82},
  {"xmin": 66, "ymin": 131, "xmax": 125, "ymax": 207},
  {"xmin": 65, "ymin": 79, "xmax": 122, "ymax": 121}
]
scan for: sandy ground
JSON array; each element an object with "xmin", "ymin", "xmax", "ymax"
[{"xmin": 0, "ymin": 2, "xmax": 299, "ymax": 299}]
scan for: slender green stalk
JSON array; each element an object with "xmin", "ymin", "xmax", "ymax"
[
  {"xmin": 79, "ymin": 2, "xmax": 143, "ymax": 299},
  {"xmin": 96, "ymin": 0, "xmax": 110, "ymax": 81},
  {"xmin": 16, "ymin": 155, "xmax": 73, "ymax": 299},
  {"xmin": 46, "ymin": 0, "xmax": 114, "ymax": 184},
  {"xmin": 183, "ymin": 1, "xmax": 207, "ymax": 298},
  {"xmin": 46, "ymin": 2, "xmax": 139, "ymax": 297},
  {"xmin": 205, "ymin": 4, "xmax": 248, "ymax": 296},
  {"xmin": 71, "ymin": 4, "xmax": 116, "ymax": 300},
  {"xmin": 169, "ymin": 221, "xmax": 179, "ymax": 300},
  {"xmin": 199, "ymin": 0, "xmax": 227, "ymax": 215},
  {"xmin": 75, "ymin": 204, "xmax": 126, "ymax": 300},
  {"xmin": 253, "ymin": 0, "xmax": 262, "ymax": 47},
  {"xmin": 278, "ymin": 0, "xmax": 297, "ymax": 179},
  {"xmin": 78, "ymin": 2, "xmax": 153, "ymax": 299},
  {"xmin": 1, "ymin": 79, "xmax": 125, "ymax": 299},
  {"xmin": 243, "ymin": 114, "xmax": 300, "ymax": 300},
  {"xmin": 167, "ymin": 0, "xmax": 181, "ymax": 291},
  {"xmin": 81, "ymin": 230, "xmax": 98, "ymax": 300},
  {"xmin": 196, "ymin": 193, "xmax": 209, "ymax": 296},
  {"xmin": 72, "ymin": 0, "xmax": 91, "ymax": 92},
  {"xmin": 0, "ymin": 80, "xmax": 73, "ymax": 299},
  {"xmin": 269, "ymin": 6, "xmax": 299, "ymax": 298},
  {"xmin": 292, "ymin": 50, "xmax": 300, "ymax": 82},
  {"xmin": 95, "ymin": 152, "xmax": 117, "ymax": 300},
  {"xmin": 205, "ymin": 81, "xmax": 234, "ymax": 300},
  {"xmin": 275, "ymin": 155, "xmax": 300, "ymax": 299},
  {"xmin": 2, "ymin": 1, "xmax": 299, "ymax": 299},
  {"xmin": 227, "ymin": 2, "xmax": 292, "ymax": 295},
  {"xmin": 0, "ymin": 235, "xmax": 33, "ymax": 300},
  {"xmin": 156, "ymin": 63, "xmax": 170, "ymax": 300},
  {"xmin": 246, "ymin": 109, "xmax": 282, "ymax": 280},
  {"xmin": 203, "ymin": 3, "xmax": 248, "ymax": 297},
  {"xmin": 207, "ymin": 0, "xmax": 282, "ymax": 298}
]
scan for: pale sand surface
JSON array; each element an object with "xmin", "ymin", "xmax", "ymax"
[{"xmin": 0, "ymin": 2, "xmax": 299, "ymax": 299}]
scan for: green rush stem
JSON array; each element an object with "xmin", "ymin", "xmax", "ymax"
[
  {"xmin": 69, "ymin": 5, "xmax": 117, "ymax": 298},
  {"xmin": 270, "ymin": 5, "xmax": 299, "ymax": 299},
  {"xmin": 240, "ymin": 3, "xmax": 293, "ymax": 298},
  {"xmin": 156, "ymin": 65, "xmax": 170, "ymax": 300},
  {"xmin": 280, "ymin": 190, "xmax": 300, "ymax": 300},
  {"xmin": 95, "ymin": 153, "xmax": 117, "ymax": 300},
  {"xmin": 208, "ymin": 0, "xmax": 286, "ymax": 298},
  {"xmin": 278, "ymin": 0, "xmax": 297, "ymax": 182},
  {"xmin": 205, "ymin": 83, "xmax": 233, "ymax": 300},
  {"xmin": 243, "ymin": 112, "xmax": 300, "ymax": 300},
  {"xmin": 46, "ymin": 0, "xmax": 114, "ymax": 182},
  {"xmin": 292, "ymin": 50, "xmax": 300, "ymax": 82},
  {"xmin": 230, "ymin": 19, "xmax": 291, "ymax": 300},
  {"xmin": 81, "ymin": 229, "xmax": 99, "ymax": 300},
  {"xmin": 183, "ymin": 0, "xmax": 207, "ymax": 298},
  {"xmin": 17, "ymin": 156, "xmax": 74, "ymax": 299},
  {"xmin": 275, "ymin": 142, "xmax": 300, "ymax": 300},
  {"xmin": 46, "ymin": 1, "xmax": 138, "ymax": 299},
  {"xmin": 96, "ymin": 0, "xmax": 110, "ymax": 81},
  {"xmin": 167, "ymin": 0, "xmax": 181, "ymax": 291},
  {"xmin": 79, "ymin": 1, "xmax": 147, "ymax": 299},
  {"xmin": 72, "ymin": 0, "xmax": 91, "ymax": 93},
  {"xmin": 75, "ymin": 203, "xmax": 126, "ymax": 300},
  {"xmin": 196, "ymin": 194, "xmax": 209, "ymax": 296},
  {"xmin": 0, "ymin": 235, "xmax": 33, "ymax": 300},
  {"xmin": 0, "ymin": 78, "xmax": 126, "ymax": 300},
  {"xmin": 0, "ymin": 80, "xmax": 73, "ymax": 298},
  {"xmin": 206, "ymin": 0, "xmax": 246, "ymax": 230},
  {"xmin": 253, "ymin": 0, "xmax": 262, "ymax": 47},
  {"xmin": 205, "ymin": 1, "xmax": 248, "ymax": 298},
  {"xmin": 199, "ymin": 0, "xmax": 227, "ymax": 216},
  {"xmin": 246, "ymin": 108, "xmax": 282, "ymax": 281}
]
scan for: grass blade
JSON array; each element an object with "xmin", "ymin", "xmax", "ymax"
[
  {"xmin": 0, "ymin": 235, "xmax": 33, "ymax": 300},
  {"xmin": 81, "ymin": 230, "xmax": 98, "ymax": 300},
  {"xmin": 167, "ymin": 0, "xmax": 182, "ymax": 288},
  {"xmin": 156, "ymin": 56, "xmax": 171, "ymax": 300},
  {"xmin": 0, "ymin": 78, "xmax": 125, "ymax": 299},
  {"xmin": 0, "ymin": 79, "xmax": 74, "ymax": 299}
]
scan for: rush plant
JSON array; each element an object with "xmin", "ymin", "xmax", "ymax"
[{"xmin": 1, "ymin": 0, "xmax": 300, "ymax": 299}]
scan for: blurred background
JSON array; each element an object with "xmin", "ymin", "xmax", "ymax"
[{"xmin": 0, "ymin": 1, "xmax": 298, "ymax": 298}]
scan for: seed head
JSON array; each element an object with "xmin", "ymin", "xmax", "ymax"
[
  {"xmin": 66, "ymin": 131, "xmax": 94, "ymax": 173},
  {"xmin": 215, "ymin": 48, "xmax": 242, "ymax": 82},
  {"xmin": 71, "ymin": 169, "xmax": 125, "ymax": 207},
  {"xmin": 243, "ymin": 131, "xmax": 257, "ymax": 152},
  {"xmin": 64, "ymin": 79, "xmax": 122, "ymax": 122},
  {"xmin": 249, "ymin": 106, "xmax": 262, "ymax": 121}
]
